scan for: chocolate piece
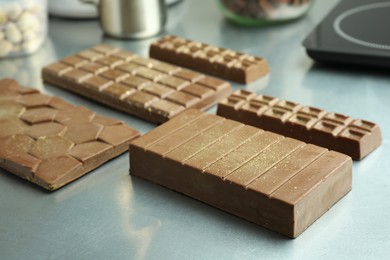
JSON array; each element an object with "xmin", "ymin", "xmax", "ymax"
[
  {"xmin": 42, "ymin": 44, "xmax": 232, "ymax": 124},
  {"xmin": 217, "ymin": 90, "xmax": 382, "ymax": 160},
  {"xmin": 129, "ymin": 109, "xmax": 352, "ymax": 238},
  {"xmin": 0, "ymin": 78, "xmax": 140, "ymax": 191},
  {"xmin": 149, "ymin": 35, "xmax": 269, "ymax": 84}
]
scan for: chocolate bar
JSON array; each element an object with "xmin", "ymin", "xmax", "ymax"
[
  {"xmin": 149, "ymin": 35, "xmax": 269, "ymax": 84},
  {"xmin": 217, "ymin": 90, "xmax": 382, "ymax": 160},
  {"xmin": 42, "ymin": 45, "xmax": 232, "ymax": 124},
  {"xmin": 0, "ymin": 78, "xmax": 140, "ymax": 190},
  {"xmin": 129, "ymin": 109, "xmax": 352, "ymax": 238}
]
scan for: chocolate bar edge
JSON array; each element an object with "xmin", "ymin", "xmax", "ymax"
[
  {"xmin": 42, "ymin": 70, "xmax": 232, "ymax": 125},
  {"xmin": 129, "ymin": 137, "xmax": 352, "ymax": 238},
  {"xmin": 216, "ymin": 95, "xmax": 382, "ymax": 160},
  {"xmin": 0, "ymin": 78, "xmax": 141, "ymax": 191},
  {"xmin": 293, "ymin": 156, "xmax": 351, "ymax": 236},
  {"xmin": 149, "ymin": 40, "xmax": 269, "ymax": 84},
  {"xmin": 128, "ymin": 109, "xmax": 352, "ymax": 238}
]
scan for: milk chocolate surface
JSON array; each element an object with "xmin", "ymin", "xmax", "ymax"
[
  {"xmin": 129, "ymin": 109, "xmax": 352, "ymax": 238},
  {"xmin": 217, "ymin": 90, "xmax": 382, "ymax": 160},
  {"xmin": 0, "ymin": 78, "xmax": 140, "ymax": 191},
  {"xmin": 42, "ymin": 45, "xmax": 232, "ymax": 124},
  {"xmin": 149, "ymin": 35, "xmax": 269, "ymax": 84}
]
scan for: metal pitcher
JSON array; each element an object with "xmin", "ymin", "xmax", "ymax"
[{"xmin": 80, "ymin": 0, "xmax": 167, "ymax": 39}]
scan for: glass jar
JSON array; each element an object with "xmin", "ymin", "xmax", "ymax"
[
  {"xmin": 0, "ymin": 0, "xmax": 47, "ymax": 58},
  {"xmin": 218, "ymin": 0, "xmax": 313, "ymax": 26}
]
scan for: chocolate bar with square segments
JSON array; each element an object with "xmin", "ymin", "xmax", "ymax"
[
  {"xmin": 42, "ymin": 44, "xmax": 232, "ymax": 124},
  {"xmin": 217, "ymin": 90, "xmax": 382, "ymax": 160},
  {"xmin": 129, "ymin": 109, "xmax": 352, "ymax": 238},
  {"xmin": 149, "ymin": 35, "xmax": 269, "ymax": 84},
  {"xmin": 0, "ymin": 78, "xmax": 140, "ymax": 191}
]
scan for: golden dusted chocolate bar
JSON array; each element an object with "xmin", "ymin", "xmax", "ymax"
[
  {"xmin": 217, "ymin": 90, "xmax": 382, "ymax": 160},
  {"xmin": 150, "ymin": 35, "xmax": 269, "ymax": 84},
  {"xmin": 129, "ymin": 109, "xmax": 352, "ymax": 238},
  {"xmin": 0, "ymin": 78, "xmax": 140, "ymax": 190},
  {"xmin": 42, "ymin": 44, "xmax": 232, "ymax": 124}
]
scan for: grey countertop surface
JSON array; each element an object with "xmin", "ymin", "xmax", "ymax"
[{"xmin": 1, "ymin": 0, "xmax": 389, "ymax": 259}]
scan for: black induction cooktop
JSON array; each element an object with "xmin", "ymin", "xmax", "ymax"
[{"xmin": 303, "ymin": 0, "xmax": 390, "ymax": 68}]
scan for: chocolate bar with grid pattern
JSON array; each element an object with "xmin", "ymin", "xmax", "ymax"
[
  {"xmin": 41, "ymin": 45, "xmax": 232, "ymax": 124},
  {"xmin": 0, "ymin": 78, "xmax": 140, "ymax": 191},
  {"xmin": 129, "ymin": 109, "xmax": 352, "ymax": 238},
  {"xmin": 149, "ymin": 35, "xmax": 269, "ymax": 84},
  {"xmin": 217, "ymin": 90, "xmax": 382, "ymax": 160}
]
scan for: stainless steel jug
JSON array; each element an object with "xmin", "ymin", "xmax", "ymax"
[{"xmin": 81, "ymin": 0, "xmax": 167, "ymax": 39}]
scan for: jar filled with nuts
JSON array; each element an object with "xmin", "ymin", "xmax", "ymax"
[
  {"xmin": 218, "ymin": 0, "xmax": 313, "ymax": 26},
  {"xmin": 0, "ymin": 0, "xmax": 47, "ymax": 58}
]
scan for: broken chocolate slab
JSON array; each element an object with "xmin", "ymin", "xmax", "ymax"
[
  {"xmin": 42, "ymin": 44, "xmax": 232, "ymax": 124},
  {"xmin": 149, "ymin": 35, "xmax": 269, "ymax": 84},
  {"xmin": 0, "ymin": 78, "xmax": 140, "ymax": 191},
  {"xmin": 217, "ymin": 90, "xmax": 382, "ymax": 160},
  {"xmin": 129, "ymin": 109, "xmax": 352, "ymax": 238}
]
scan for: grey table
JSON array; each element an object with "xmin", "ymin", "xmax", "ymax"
[{"xmin": 1, "ymin": 0, "xmax": 389, "ymax": 259}]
